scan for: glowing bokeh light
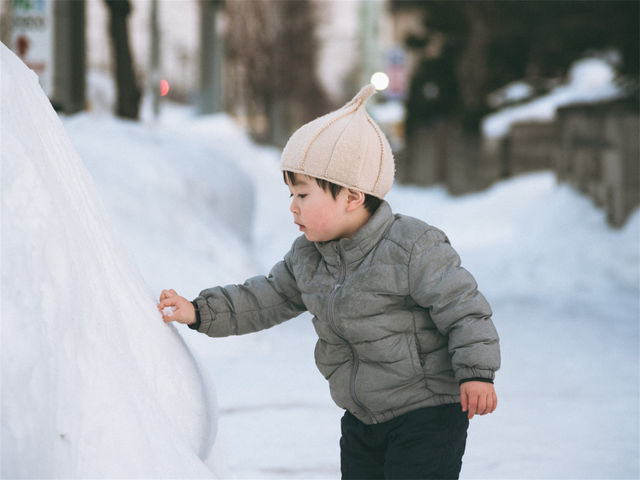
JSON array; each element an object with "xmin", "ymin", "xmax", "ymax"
[
  {"xmin": 160, "ymin": 79, "xmax": 170, "ymax": 97},
  {"xmin": 370, "ymin": 72, "xmax": 389, "ymax": 91}
]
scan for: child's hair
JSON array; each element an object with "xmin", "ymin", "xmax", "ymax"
[{"xmin": 284, "ymin": 171, "xmax": 381, "ymax": 215}]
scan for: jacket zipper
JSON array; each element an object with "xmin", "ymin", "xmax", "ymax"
[{"xmin": 326, "ymin": 246, "xmax": 378, "ymax": 424}]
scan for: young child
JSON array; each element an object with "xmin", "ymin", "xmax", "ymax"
[{"xmin": 158, "ymin": 84, "xmax": 500, "ymax": 479}]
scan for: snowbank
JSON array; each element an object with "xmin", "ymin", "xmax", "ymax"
[
  {"xmin": 0, "ymin": 43, "xmax": 215, "ymax": 477},
  {"xmin": 483, "ymin": 57, "xmax": 624, "ymax": 138}
]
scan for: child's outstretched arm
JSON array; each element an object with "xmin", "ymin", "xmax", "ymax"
[
  {"xmin": 157, "ymin": 289, "xmax": 196, "ymax": 325},
  {"xmin": 460, "ymin": 380, "xmax": 498, "ymax": 419}
]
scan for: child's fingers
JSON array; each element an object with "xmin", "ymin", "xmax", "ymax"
[
  {"xmin": 157, "ymin": 293, "xmax": 195, "ymax": 325},
  {"xmin": 479, "ymin": 391, "xmax": 496, "ymax": 415},
  {"xmin": 489, "ymin": 391, "xmax": 498, "ymax": 414},
  {"xmin": 477, "ymin": 391, "xmax": 497, "ymax": 416},
  {"xmin": 159, "ymin": 289, "xmax": 177, "ymax": 301},
  {"xmin": 461, "ymin": 382, "xmax": 498, "ymax": 418},
  {"xmin": 157, "ymin": 297, "xmax": 178, "ymax": 311},
  {"xmin": 161, "ymin": 304, "xmax": 181, "ymax": 323},
  {"xmin": 466, "ymin": 394, "xmax": 478, "ymax": 419},
  {"xmin": 476, "ymin": 394, "xmax": 488, "ymax": 416},
  {"xmin": 158, "ymin": 289, "xmax": 181, "ymax": 310}
]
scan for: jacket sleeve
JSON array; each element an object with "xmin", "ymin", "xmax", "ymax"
[
  {"xmin": 191, "ymin": 247, "xmax": 306, "ymax": 337},
  {"xmin": 408, "ymin": 228, "xmax": 500, "ymax": 382}
]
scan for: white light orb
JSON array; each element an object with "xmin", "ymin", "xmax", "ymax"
[{"xmin": 371, "ymin": 72, "xmax": 390, "ymax": 91}]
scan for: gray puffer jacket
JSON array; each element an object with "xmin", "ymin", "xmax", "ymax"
[{"xmin": 193, "ymin": 201, "xmax": 500, "ymax": 424}]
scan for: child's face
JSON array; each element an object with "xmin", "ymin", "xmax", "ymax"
[{"xmin": 286, "ymin": 174, "xmax": 352, "ymax": 242}]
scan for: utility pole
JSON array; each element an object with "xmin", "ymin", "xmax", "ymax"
[
  {"xmin": 105, "ymin": 0, "xmax": 141, "ymax": 119},
  {"xmin": 52, "ymin": 0, "xmax": 86, "ymax": 114},
  {"xmin": 150, "ymin": 0, "xmax": 160, "ymax": 118},
  {"xmin": 198, "ymin": 0, "xmax": 225, "ymax": 114}
]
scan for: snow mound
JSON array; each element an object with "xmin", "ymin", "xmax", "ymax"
[
  {"xmin": 0, "ymin": 43, "xmax": 215, "ymax": 477},
  {"xmin": 61, "ymin": 108, "xmax": 260, "ymax": 300},
  {"xmin": 483, "ymin": 57, "xmax": 624, "ymax": 138}
]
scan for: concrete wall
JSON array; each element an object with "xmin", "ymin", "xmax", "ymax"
[
  {"xmin": 555, "ymin": 101, "xmax": 639, "ymax": 227},
  {"xmin": 399, "ymin": 98, "xmax": 638, "ymax": 228},
  {"xmin": 489, "ymin": 99, "xmax": 638, "ymax": 227},
  {"xmin": 400, "ymin": 121, "xmax": 489, "ymax": 195}
]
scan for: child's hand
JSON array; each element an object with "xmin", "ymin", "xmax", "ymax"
[
  {"xmin": 157, "ymin": 289, "xmax": 196, "ymax": 325},
  {"xmin": 460, "ymin": 381, "xmax": 498, "ymax": 419}
]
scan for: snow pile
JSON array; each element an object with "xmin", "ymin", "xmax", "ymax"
[
  {"xmin": 488, "ymin": 81, "xmax": 536, "ymax": 109},
  {"xmin": 62, "ymin": 112, "xmax": 260, "ymax": 300},
  {"xmin": 483, "ymin": 57, "xmax": 625, "ymax": 138},
  {"xmin": 0, "ymin": 43, "xmax": 216, "ymax": 477}
]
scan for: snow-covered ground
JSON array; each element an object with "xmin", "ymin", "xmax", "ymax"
[
  {"xmin": 482, "ymin": 56, "xmax": 624, "ymax": 138},
  {"xmin": 66, "ymin": 107, "xmax": 639, "ymax": 478},
  {"xmin": 3, "ymin": 40, "xmax": 639, "ymax": 478}
]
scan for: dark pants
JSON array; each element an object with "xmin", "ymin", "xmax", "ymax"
[{"xmin": 340, "ymin": 404, "xmax": 469, "ymax": 480}]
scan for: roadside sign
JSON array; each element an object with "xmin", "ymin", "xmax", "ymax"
[{"xmin": 10, "ymin": 0, "xmax": 54, "ymax": 96}]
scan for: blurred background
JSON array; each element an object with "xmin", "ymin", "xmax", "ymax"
[
  {"xmin": 1, "ymin": 0, "xmax": 638, "ymax": 227},
  {"xmin": 2, "ymin": 1, "xmax": 639, "ymax": 477}
]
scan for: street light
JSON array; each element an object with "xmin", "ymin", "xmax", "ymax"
[{"xmin": 371, "ymin": 72, "xmax": 389, "ymax": 91}]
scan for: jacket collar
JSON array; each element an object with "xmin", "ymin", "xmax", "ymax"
[{"xmin": 314, "ymin": 200, "xmax": 394, "ymax": 266}]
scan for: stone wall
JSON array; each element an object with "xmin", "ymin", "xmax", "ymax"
[
  {"xmin": 399, "ymin": 98, "xmax": 639, "ymax": 228},
  {"xmin": 555, "ymin": 100, "xmax": 639, "ymax": 227},
  {"xmin": 399, "ymin": 121, "xmax": 489, "ymax": 195}
]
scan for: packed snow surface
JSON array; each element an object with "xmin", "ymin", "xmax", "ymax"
[
  {"xmin": 1, "ymin": 43, "xmax": 216, "ymax": 477},
  {"xmin": 3, "ymin": 41, "xmax": 639, "ymax": 478}
]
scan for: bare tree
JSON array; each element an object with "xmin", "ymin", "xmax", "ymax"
[
  {"xmin": 105, "ymin": 0, "xmax": 141, "ymax": 119},
  {"xmin": 225, "ymin": 0, "xmax": 331, "ymax": 146}
]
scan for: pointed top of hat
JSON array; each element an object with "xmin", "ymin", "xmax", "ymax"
[
  {"xmin": 348, "ymin": 83, "xmax": 377, "ymax": 108},
  {"xmin": 281, "ymin": 84, "xmax": 395, "ymax": 199}
]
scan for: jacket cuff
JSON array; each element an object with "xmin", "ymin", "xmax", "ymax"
[
  {"xmin": 459, "ymin": 377, "xmax": 494, "ymax": 385},
  {"xmin": 188, "ymin": 300, "xmax": 202, "ymax": 330},
  {"xmin": 455, "ymin": 367, "xmax": 495, "ymax": 383},
  {"xmin": 191, "ymin": 294, "xmax": 230, "ymax": 336}
]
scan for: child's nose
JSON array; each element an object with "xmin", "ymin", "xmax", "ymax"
[{"xmin": 289, "ymin": 199, "xmax": 298, "ymax": 214}]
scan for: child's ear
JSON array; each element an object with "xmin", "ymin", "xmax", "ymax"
[{"xmin": 345, "ymin": 189, "xmax": 365, "ymax": 211}]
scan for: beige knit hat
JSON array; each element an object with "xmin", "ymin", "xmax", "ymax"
[{"xmin": 280, "ymin": 84, "xmax": 395, "ymax": 199}]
